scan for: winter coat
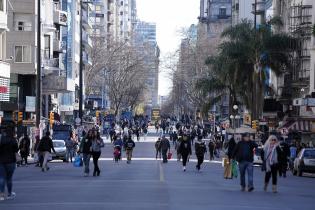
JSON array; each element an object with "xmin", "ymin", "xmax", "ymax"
[
  {"xmin": 195, "ymin": 141, "xmax": 207, "ymax": 156},
  {"xmin": 80, "ymin": 137, "xmax": 92, "ymax": 154},
  {"xmin": 179, "ymin": 140, "xmax": 192, "ymax": 156},
  {"xmin": 91, "ymin": 138, "xmax": 105, "ymax": 153},
  {"xmin": 160, "ymin": 138, "xmax": 170, "ymax": 151},
  {"xmin": 38, "ymin": 136, "xmax": 55, "ymax": 153},
  {"xmin": 125, "ymin": 139, "xmax": 135, "ymax": 150},
  {"xmin": 0, "ymin": 135, "xmax": 19, "ymax": 164},
  {"xmin": 232, "ymin": 140, "xmax": 258, "ymax": 162},
  {"xmin": 19, "ymin": 136, "xmax": 30, "ymax": 155}
]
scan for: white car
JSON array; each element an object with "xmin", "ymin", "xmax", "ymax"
[
  {"xmin": 52, "ymin": 140, "xmax": 67, "ymax": 162},
  {"xmin": 293, "ymin": 148, "xmax": 315, "ymax": 176}
]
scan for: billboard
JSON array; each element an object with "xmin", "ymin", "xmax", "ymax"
[{"xmin": 151, "ymin": 108, "xmax": 160, "ymax": 122}]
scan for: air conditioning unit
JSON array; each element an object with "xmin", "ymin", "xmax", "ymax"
[{"xmin": 293, "ymin": 98, "xmax": 303, "ymax": 106}]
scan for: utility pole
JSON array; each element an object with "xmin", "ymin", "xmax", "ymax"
[
  {"xmin": 79, "ymin": 0, "xmax": 83, "ymax": 124},
  {"xmin": 251, "ymin": 0, "xmax": 257, "ymax": 127},
  {"xmin": 36, "ymin": 0, "xmax": 41, "ymax": 128}
]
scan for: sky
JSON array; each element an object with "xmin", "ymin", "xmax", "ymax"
[{"xmin": 136, "ymin": 0, "xmax": 200, "ymax": 96}]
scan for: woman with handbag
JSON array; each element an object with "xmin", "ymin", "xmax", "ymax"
[{"xmin": 262, "ymin": 135, "xmax": 283, "ymax": 193}]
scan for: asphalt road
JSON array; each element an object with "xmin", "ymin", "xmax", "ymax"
[{"xmin": 1, "ymin": 134, "xmax": 315, "ymax": 210}]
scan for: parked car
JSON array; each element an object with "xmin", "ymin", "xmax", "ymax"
[
  {"xmin": 293, "ymin": 148, "xmax": 315, "ymax": 176},
  {"xmin": 253, "ymin": 147, "xmax": 263, "ymax": 165},
  {"xmin": 52, "ymin": 140, "xmax": 67, "ymax": 162}
]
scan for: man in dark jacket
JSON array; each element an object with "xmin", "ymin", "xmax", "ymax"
[
  {"xmin": 80, "ymin": 130, "xmax": 93, "ymax": 176},
  {"xmin": 179, "ymin": 134, "xmax": 192, "ymax": 171},
  {"xmin": 160, "ymin": 135, "xmax": 170, "ymax": 163},
  {"xmin": 195, "ymin": 137, "xmax": 207, "ymax": 171},
  {"xmin": 38, "ymin": 131, "xmax": 56, "ymax": 172},
  {"xmin": 0, "ymin": 123, "xmax": 19, "ymax": 200},
  {"xmin": 125, "ymin": 136, "xmax": 135, "ymax": 164},
  {"xmin": 232, "ymin": 133, "xmax": 258, "ymax": 192}
]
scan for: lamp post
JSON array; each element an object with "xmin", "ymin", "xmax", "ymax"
[
  {"xmin": 36, "ymin": 0, "xmax": 41, "ymax": 128},
  {"xmin": 230, "ymin": 105, "xmax": 239, "ymax": 135}
]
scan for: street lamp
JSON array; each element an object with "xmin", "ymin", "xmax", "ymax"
[{"xmin": 36, "ymin": 0, "xmax": 41, "ymax": 128}]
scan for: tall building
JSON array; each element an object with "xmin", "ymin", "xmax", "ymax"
[
  {"xmin": 231, "ymin": 0, "xmax": 255, "ymax": 25},
  {"xmin": 134, "ymin": 21, "xmax": 159, "ymax": 113},
  {"xmin": 272, "ymin": 0, "xmax": 315, "ymax": 136},
  {"xmin": 198, "ymin": 0, "xmax": 232, "ymax": 120},
  {"xmin": 0, "ymin": 0, "xmax": 10, "ymax": 117}
]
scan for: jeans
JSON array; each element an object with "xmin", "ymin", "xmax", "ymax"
[
  {"xmin": 42, "ymin": 151, "xmax": 51, "ymax": 170},
  {"xmin": 83, "ymin": 154, "xmax": 91, "ymax": 174},
  {"xmin": 156, "ymin": 149, "xmax": 161, "ymax": 159},
  {"xmin": 196, "ymin": 155, "xmax": 204, "ymax": 170},
  {"xmin": 126, "ymin": 150, "xmax": 133, "ymax": 161},
  {"xmin": 66, "ymin": 148, "xmax": 74, "ymax": 162},
  {"xmin": 182, "ymin": 154, "xmax": 189, "ymax": 166},
  {"xmin": 0, "ymin": 163, "xmax": 16, "ymax": 195},
  {"xmin": 162, "ymin": 149, "xmax": 168, "ymax": 163},
  {"xmin": 239, "ymin": 161, "xmax": 254, "ymax": 188},
  {"xmin": 92, "ymin": 152, "xmax": 101, "ymax": 174},
  {"xmin": 265, "ymin": 164, "xmax": 278, "ymax": 185}
]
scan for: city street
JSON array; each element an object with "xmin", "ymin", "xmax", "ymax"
[{"xmin": 1, "ymin": 134, "xmax": 315, "ymax": 210}]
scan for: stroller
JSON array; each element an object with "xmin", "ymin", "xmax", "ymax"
[{"xmin": 113, "ymin": 145, "xmax": 122, "ymax": 162}]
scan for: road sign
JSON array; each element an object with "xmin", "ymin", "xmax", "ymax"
[{"xmin": 75, "ymin": 117, "xmax": 81, "ymax": 125}]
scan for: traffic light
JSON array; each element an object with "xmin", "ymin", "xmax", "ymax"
[
  {"xmin": 49, "ymin": 112, "xmax": 54, "ymax": 127},
  {"xmin": 96, "ymin": 111, "xmax": 100, "ymax": 125},
  {"xmin": 18, "ymin": 112, "xmax": 23, "ymax": 123},
  {"xmin": 252, "ymin": 120, "xmax": 258, "ymax": 130}
]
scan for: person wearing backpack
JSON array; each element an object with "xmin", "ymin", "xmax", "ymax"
[
  {"xmin": 195, "ymin": 136, "xmax": 207, "ymax": 171},
  {"xmin": 124, "ymin": 136, "xmax": 135, "ymax": 164}
]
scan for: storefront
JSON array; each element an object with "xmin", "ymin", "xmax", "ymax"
[{"xmin": 0, "ymin": 61, "xmax": 10, "ymax": 122}]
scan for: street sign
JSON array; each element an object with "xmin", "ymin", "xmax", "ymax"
[{"xmin": 75, "ymin": 117, "xmax": 81, "ymax": 125}]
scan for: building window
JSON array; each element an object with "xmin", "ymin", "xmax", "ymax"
[
  {"xmin": 219, "ymin": 8, "xmax": 226, "ymax": 17},
  {"xmin": 44, "ymin": 35, "xmax": 50, "ymax": 59},
  {"xmin": 120, "ymin": 1, "xmax": 123, "ymax": 6},
  {"xmin": 120, "ymin": 21, "xmax": 123, "ymax": 25},
  {"xmin": 14, "ymin": 14, "xmax": 32, "ymax": 31},
  {"xmin": 120, "ymin": 11, "xmax": 123, "ymax": 15},
  {"xmin": 0, "ymin": 0, "xmax": 3, "ymax": 11},
  {"xmin": 15, "ymin": 46, "xmax": 31, "ymax": 63}
]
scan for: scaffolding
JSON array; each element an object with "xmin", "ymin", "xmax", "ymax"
[{"xmin": 289, "ymin": 2, "xmax": 312, "ymax": 86}]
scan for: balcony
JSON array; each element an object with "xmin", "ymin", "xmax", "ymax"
[
  {"xmin": 82, "ymin": 10, "xmax": 93, "ymax": 29},
  {"xmin": 82, "ymin": 52, "xmax": 92, "ymax": 65},
  {"xmin": 53, "ymin": 9, "xmax": 67, "ymax": 26},
  {"xmin": 0, "ymin": 10, "xmax": 8, "ymax": 32},
  {"xmin": 43, "ymin": 58, "xmax": 65, "ymax": 73},
  {"xmin": 53, "ymin": 39, "xmax": 66, "ymax": 53},
  {"xmin": 42, "ymin": 75, "xmax": 67, "ymax": 94},
  {"xmin": 82, "ymin": 31, "xmax": 93, "ymax": 48}
]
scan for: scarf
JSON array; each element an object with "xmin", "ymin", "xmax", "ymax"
[{"xmin": 264, "ymin": 144, "xmax": 278, "ymax": 172}]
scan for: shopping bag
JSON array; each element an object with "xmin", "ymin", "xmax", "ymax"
[
  {"xmin": 232, "ymin": 160, "xmax": 238, "ymax": 178},
  {"xmin": 73, "ymin": 155, "xmax": 83, "ymax": 167},
  {"xmin": 224, "ymin": 162, "xmax": 232, "ymax": 179},
  {"xmin": 222, "ymin": 157, "xmax": 229, "ymax": 167},
  {"xmin": 15, "ymin": 153, "xmax": 22, "ymax": 162},
  {"xmin": 34, "ymin": 153, "xmax": 39, "ymax": 162},
  {"xmin": 167, "ymin": 152, "xmax": 172, "ymax": 160},
  {"xmin": 47, "ymin": 153, "xmax": 53, "ymax": 161}
]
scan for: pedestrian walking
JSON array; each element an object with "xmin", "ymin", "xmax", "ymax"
[
  {"xmin": 65, "ymin": 131, "xmax": 75, "ymax": 163},
  {"xmin": 80, "ymin": 130, "xmax": 93, "ymax": 177},
  {"xmin": 37, "ymin": 131, "xmax": 56, "ymax": 172},
  {"xmin": 91, "ymin": 130, "xmax": 104, "ymax": 176},
  {"xmin": 160, "ymin": 135, "xmax": 170, "ymax": 163},
  {"xmin": 232, "ymin": 133, "xmax": 258, "ymax": 192},
  {"xmin": 18, "ymin": 132, "xmax": 30, "ymax": 166},
  {"xmin": 262, "ymin": 135, "xmax": 283, "ymax": 193},
  {"xmin": 155, "ymin": 138, "xmax": 162, "ymax": 159},
  {"xmin": 34, "ymin": 135, "xmax": 41, "ymax": 167},
  {"xmin": 223, "ymin": 137, "xmax": 236, "ymax": 179},
  {"xmin": 195, "ymin": 137, "xmax": 207, "ymax": 171},
  {"xmin": 124, "ymin": 136, "xmax": 135, "ymax": 164},
  {"xmin": 0, "ymin": 122, "xmax": 19, "ymax": 200},
  {"xmin": 178, "ymin": 134, "xmax": 192, "ymax": 171},
  {"xmin": 208, "ymin": 140, "xmax": 215, "ymax": 161},
  {"xmin": 278, "ymin": 140, "xmax": 290, "ymax": 178}
]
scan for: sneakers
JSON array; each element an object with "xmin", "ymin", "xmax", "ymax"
[
  {"xmin": 248, "ymin": 187, "xmax": 254, "ymax": 192},
  {"xmin": 241, "ymin": 187, "xmax": 246, "ymax": 192},
  {"xmin": 183, "ymin": 166, "xmax": 186, "ymax": 172},
  {"xmin": 84, "ymin": 173, "xmax": 89, "ymax": 177},
  {"xmin": 0, "ymin": 194, "xmax": 5, "ymax": 201},
  {"xmin": 7, "ymin": 192, "xmax": 16, "ymax": 200},
  {"xmin": 272, "ymin": 185, "xmax": 277, "ymax": 193}
]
